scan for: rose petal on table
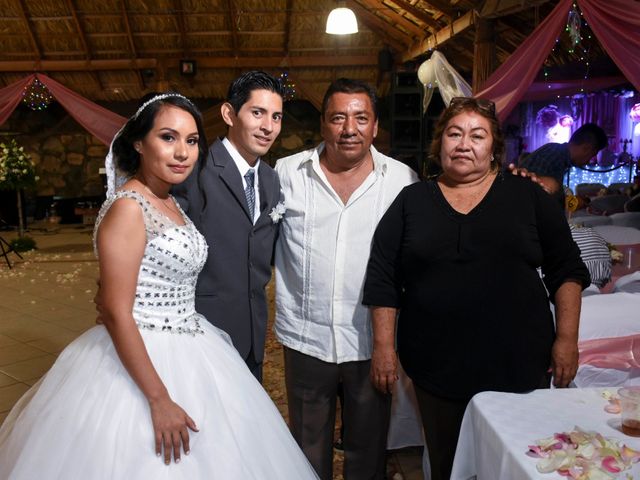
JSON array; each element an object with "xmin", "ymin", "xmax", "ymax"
[
  {"xmin": 601, "ymin": 456, "xmax": 622, "ymax": 473},
  {"xmin": 604, "ymin": 402, "xmax": 621, "ymax": 414}
]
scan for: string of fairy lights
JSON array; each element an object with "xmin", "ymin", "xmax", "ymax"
[
  {"xmin": 21, "ymin": 77, "xmax": 53, "ymax": 111},
  {"xmin": 20, "ymin": 71, "xmax": 298, "ymax": 109},
  {"xmin": 278, "ymin": 72, "xmax": 296, "ymax": 102},
  {"xmin": 543, "ymin": 2, "xmax": 593, "ymax": 95}
]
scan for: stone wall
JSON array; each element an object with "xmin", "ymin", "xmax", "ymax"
[
  {"xmin": 30, "ymin": 134, "xmax": 107, "ymax": 198},
  {"xmin": 1, "ymin": 103, "xmax": 109, "ymax": 200}
]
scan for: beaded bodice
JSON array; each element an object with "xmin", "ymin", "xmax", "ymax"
[{"xmin": 94, "ymin": 190, "xmax": 208, "ymax": 335}]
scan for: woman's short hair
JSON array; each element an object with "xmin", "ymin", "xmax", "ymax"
[
  {"xmin": 113, "ymin": 92, "xmax": 208, "ymax": 177},
  {"xmin": 428, "ymin": 97, "xmax": 505, "ymax": 173}
]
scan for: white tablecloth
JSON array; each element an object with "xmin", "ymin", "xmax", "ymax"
[
  {"xmin": 450, "ymin": 388, "xmax": 640, "ymax": 480},
  {"xmin": 593, "ymin": 225, "xmax": 640, "ymax": 245},
  {"xmin": 575, "ymin": 292, "xmax": 640, "ymax": 388}
]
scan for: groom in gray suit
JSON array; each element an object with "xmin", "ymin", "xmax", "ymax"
[{"xmin": 173, "ymin": 71, "xmax": 285, "ymax": 381}]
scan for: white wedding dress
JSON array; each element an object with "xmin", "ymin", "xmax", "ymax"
[{"xmin": 0, "ymin": 190, "xmax": 318, "ymax": 479}]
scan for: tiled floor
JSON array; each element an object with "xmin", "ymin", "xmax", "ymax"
[{"xmin": 0, "ymin": 223, "xmax": 424, "ymax": 479}]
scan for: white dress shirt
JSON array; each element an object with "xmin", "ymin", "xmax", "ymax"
[
  {"xmin": 274, "ymin": 143, "xmax": 418, "ymax": 363},
  {"xmin": 222, "ymin": 137, "xmax": 261, "ymax": 223}
]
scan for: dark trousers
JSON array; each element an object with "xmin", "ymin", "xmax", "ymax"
[
  {"xmin": 414, "ymin": 375, "xmax": 551, "ymax": 480},
  {"xmin": 284, "ymin": 347, "xmax": 391, "ymax": 480},
  {"xmin": 413, "ymin": 386, "xmax": 470, "ymax": 480},
  {"xmin": 244, "ymin": 346, "xmax": 263, "ymax": 383}
]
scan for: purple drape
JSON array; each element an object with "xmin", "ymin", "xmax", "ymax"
[
  {"xmin": 477, "ymin": 0, "xmax": 640, "ymax": 122},
  {"xmin": 0, "ymin": 73, "xmax": 126, "ymax": 145}
]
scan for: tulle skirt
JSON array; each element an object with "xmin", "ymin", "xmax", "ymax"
[{"xmin": 0, "ymin": 323, "xmax": 318, "ymax": 479}]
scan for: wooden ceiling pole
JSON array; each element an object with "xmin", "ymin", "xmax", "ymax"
[
  {"xmin": 385, "ymin": 0, "xmax": 441, "ymax": 31},
  {"xmin": 65, "ymin": 0, "xmax": 104, "ymax": 90},
  {"xmin": 120, "ymin": 0, "xmax": 145, "ymax": 90},
  {"xmin": 294, "ymin": 77, "xmax": 323, "ymax": 111},
  {"xmin": 226, "ymin": 0, "xmax": 239, "ymax": 56},
  {"xmin": 345, "ymin": 1, "xmax": 410, "ymax": 52},
  {"xmin": 283, "ymin": 0, "xmax": 293, "ymax": 55},
  {"xmin": 174, "ymin": 0, "xmax": 188, "ymax": 56},
  {"xmin": 472, "ymin": 16, "xmax": 496, "ymax": 93},
  {"xmin": 418, "ymin": 0, "xmax": 456, "ymax": 18},
  {"xmin": 16, "ymin": 0, "xmax": 42, "ymax": 60},
  {"xmin": 357, "ymin": 0, "xmax": 425, "ymax": 39},
  {"xmin": 402, "ymin": 10, "xmax": 474, "ymax": 61}
]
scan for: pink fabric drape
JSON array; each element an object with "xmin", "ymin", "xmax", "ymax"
[
  {"xmin": 0, "ymin": 73, "xmax": 126, "ymax": 145},
  {"xmin": 477, "ymin": 0, "xmax": 640, "ymax": 122},
  {"xmin": 0, "ymin": 75, "xmax": 36, "ymax": 127},
  {"xmin": 579, "ymin": 334, "xmax": 640, "ymax": 370},
  {"xmin": 36, "ymin": 74, "xmax": 126, "ymax": 145},
  {"xmin": 580, "ymin": 0, "xmax": 640, "ymax": 93},
  {"xmin": 476, "ymin": 0, "xmax": 573, "ymax": 122}
]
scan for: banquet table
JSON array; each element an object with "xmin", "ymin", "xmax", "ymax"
[
  {"xmin": 592, "ymin": 225, "xmax": 640, "ymax": 245},
  {"xmin": 450, "ymin": 388, "xmax": 640, "ymax": 480}
]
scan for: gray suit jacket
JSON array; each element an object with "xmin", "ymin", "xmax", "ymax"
[{"xmin": 172, "ymin": 139, "xmax": 280, "ymax": 364}]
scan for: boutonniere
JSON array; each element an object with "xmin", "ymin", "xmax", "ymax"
[{"xmin": 269, "ymin": 201, "xmax": 286, "ymax": 224}]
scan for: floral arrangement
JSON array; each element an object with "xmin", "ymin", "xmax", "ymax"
[
  {"xmin": 607, "ymin": 244, "xmax": 624, "ymax": 264},
  {"xmin": 527, "ymin": 426, "xmax": 640, "ymax": 478},
  {"xmin": 536, "ymin": 105, "xmax": 561, "ymax": 129},
  {"xmin": 0, "ymin": 138, "xmax": 37, "ymax": 190}
]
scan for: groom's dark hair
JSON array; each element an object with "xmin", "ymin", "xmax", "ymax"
[{"xmin": 225, "ymin": 71, "xmax": 285, "ymax": 113}]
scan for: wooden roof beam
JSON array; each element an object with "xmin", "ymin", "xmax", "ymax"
[
  {"xmin": 194, "ymin": 55, "xmax": 379, "ymax": 68},
  {"xmin": 64, "ymin": 0, "xmax": 104, "ymax": 90},
  {"xmin": 385, "ymin": 0, "xmax": 441, "ymax": 31},
  {"xmin": 174, "ymin": 0, "xmax": 188, "ymax": 56},
  {"xmin": 0, "ymin": 55, "xmax": 378, "ymax": 73},
  {"xmin": 16, "ymin": 0, "xmax": 41, "ymax": 59},
  {"xmin": 420, "ymin": 0, "xmax": 457, "ymax": 18},
  {"xmin": 480, "ymin": 0, "xmax": 550, "ymax": 18},
  {"xmin": 226, "ymin": 0, "xmax": 239, "ymax": 55},
  {"xmin": 0, "ymin": 58, "xmax": 157, "ymax": 72},
  {"xmin": 402, "ymin": 10, "xmax": 474, "ymax": 61},
  {"xmin": 283, "ymin": 0, "xmax": 293, "ymax": 55},
  {"xmin": 345, "ymin": 0, "xmax": 410, "ymax": 52},
  {"xmin": 294, "ymin": 77, "xmax": 323, "ymax": 111},
  {"xmin": 358, "ymin": 0, "xmax": 426, "ymax": 39},
  {"xmin": 120, "ymin": 0, "xmax": 145, "ymax": 90}
]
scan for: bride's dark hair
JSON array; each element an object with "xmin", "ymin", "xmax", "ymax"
[{"xmin": 112, "ymin": 92, "xmax": 208, "ymax": 177}]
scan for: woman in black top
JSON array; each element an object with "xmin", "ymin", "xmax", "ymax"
[{"xmin": 363, "ymin": 97, "xmax": 589, "ymax": 480}]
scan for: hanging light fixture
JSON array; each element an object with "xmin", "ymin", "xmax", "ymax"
[{"xmin": 326, "ymin": 5, "xmax": 358, "ymax": 35}]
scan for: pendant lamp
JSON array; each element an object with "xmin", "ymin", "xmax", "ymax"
[{"xmin": 326, "ymin": 6, "xmax": 358, "ymax": 35}]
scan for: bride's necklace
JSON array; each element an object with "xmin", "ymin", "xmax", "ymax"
[{"xmin": 140, "ymin": 182, "xmax": 181, "ymax": 218}]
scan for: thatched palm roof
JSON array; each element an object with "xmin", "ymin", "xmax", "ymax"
[{"xmin": 0, "ymin": 0, "xmax": 619, "ymax": 104}]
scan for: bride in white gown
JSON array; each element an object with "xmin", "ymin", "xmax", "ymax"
[{"xmin": 0, "ymin": 93, "xmax": 318, "ymax": 479}]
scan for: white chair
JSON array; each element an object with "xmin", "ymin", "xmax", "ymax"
[
  {"xmin": 587, "ymin": 194, "xmax": 629, "ymax": 216},
  {"xmin": 569, "ymin": 215, "xmax": 612, "ymax": 227},
  {"xmin": 593, "ymin": 225, "xmax": 640, "ymax": 245},
  {"xmin": 608, "ymin": 182, "xmax": 634, "ymax": 195},
  {"xmin": 626, "ymin": 193, "xmax": 640, "ymax": 212},
  {"xmin": 610, "ymin": 212, "xmax": 640, "ymax": 229},
  {"xmin": 613, "ymin": 272, "xmax": 640, "ymax": 293}
]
